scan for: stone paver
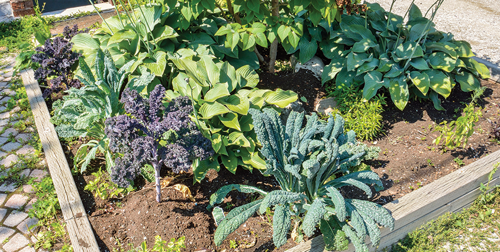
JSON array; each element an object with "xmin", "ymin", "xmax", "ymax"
[
  {"xmin": 0, "ymin": 209, "xmax": 7, "ymax": 222},
  {"xmin": 17, "ymin": 218, "xmax": 38, "ymax": 235},
  {"xmin": 16, "ymin": 145, "xmax": 34, "ymax": 156},
  {"xmin": 0, "ymin": 183, "xmax": 17, "ymax": 193},
  {"xmin": 4, "ymin": 195, "xmax": 28, "ymax": 209},
  {"xmin": 0, "ymin": 194, "xmax": 6, "ymax": 205},
  {"xmin": 0, "ymin": 54, "xmax": 56, "ymax": 251},
  {"xmin": 0, "ymin": 128, "xmax": 18, "ymax": 138},
  {"xmin": 0, "ymin": 226, "xmax": 15, "ymax": 243},
  {"xmin": 0, "ymin": 154, "xmax": 18, "ymax": 168},
  {"xmin": 1, "ymin": 142, "xmax": 21, "ymax": 152},
  {"xmin": 3, "ymin": 211, "xmax": 28, "ymax": 227},
  {"xmin": 15, "ymin": 134, "xmax": 31, "ymax": 143},
  {"xmin": 3, "ymin": 233, "xmax": 29, "ymax": 251},
  {"xmin": 19, "ymin": 246, "xmax": 36, "ymax": 252},
  {"xmin": 29, "ymin": 170, "xmax": 47, "ymax": 182},
  {"xmin": 23, "ymin": 198, "xmax": 36, "ymax": 213}
]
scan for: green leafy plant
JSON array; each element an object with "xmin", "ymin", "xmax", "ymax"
[
  {"xmin": 433, "ymin": 87, "xmax": 485, "ymax": 150},
  {"xmin": 167, "ymin": 48, "xmax": 298, "ymax": 182},
  {"xmin": 326, "ymin": 83, "xmax": 386, "ymax": 140},
  {"xmin": 208, "ymin": 110, "xmax": 393, "ymax": 250},
  {"xmin": 132, "ymin": 236, "xmax": 186, "ymax": 252},
  {"xmin": 321, "ymin": 1, "xmax": 490, "ymax": 111},
  {"xmin": 28, "ymin": 176, "xmax": 60, "ymax": 223},
  {"xmin": 453, "ymin": 157, "xmax": 464, "ymax": 167},
  {"xmin": 51, "ymin": 49, "xmax": 140, "ymax": 173},
  {"xmin": 84, "ymin": 169, "xmax": 132, "ymax": 200}
]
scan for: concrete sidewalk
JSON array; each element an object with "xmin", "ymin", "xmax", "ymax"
[{"xmin": 369, "ymin": 0, "xmax": 500, "ymax": 80}]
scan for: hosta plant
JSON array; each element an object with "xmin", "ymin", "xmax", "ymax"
[
  {"xmin": 50, "ymin": 49, "xmax": 137, "ymax": 173},
  {"xmin": 321, "ymin": 1, "xmax": 490, "ymax": 111},
  {"xmin": 167, "ymin": 48, "xmax": 298, "ymax": 182},
  {"xmin": 208, "ymin": 110, "xmax": 393, "ymax": 250},
  {"xmin": 105, "ymin": 85, "xmax": 214, "ymax": 202}
]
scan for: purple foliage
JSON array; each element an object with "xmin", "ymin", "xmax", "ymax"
[
  {"xmin": 31, "ymin": 25, "xmax": 84, "ymax": 98},
  {"xmin": 491, "ymin": 121, "xmax": 500, "ymax": 139},
  {"xmin": 62, "ymin": 24, "xmax": 89, "ymax": 40},
  {"xmin": 105, "ymin": 85, "xmax": 214, "ymax": 201}
]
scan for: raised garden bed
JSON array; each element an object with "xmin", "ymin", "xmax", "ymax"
[{"xmin": 21, "ymin": 66, "xmax": 500, "ymax": 251}]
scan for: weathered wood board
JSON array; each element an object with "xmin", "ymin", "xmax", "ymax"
[
  {"xmin": 287, "ymin": 149, "xmax": 500, "ymax": 252},
  {"xmin": 21, "ymin": 69, "xmax": 100, "ymax": 252}
]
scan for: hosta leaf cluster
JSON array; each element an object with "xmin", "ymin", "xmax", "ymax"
[
  {"xmin": 208, "ymin": 111, "xmax": 393, "ymax": 250},
  {"xmin": 105, "ymin": 84, "xmax": 213, "ymax": 202},
  {"xmin": 166, "ymin": 48, "xmax": 298, "ymax": 182},
  {"xmin": 51, "ymin": 49, "xmax": 134, "ymax": 173},
  {"xmin": 321, "ymin": 3, "xmax": 490, "ymax": 110}
]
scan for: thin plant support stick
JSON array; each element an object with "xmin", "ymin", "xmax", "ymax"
[
  {"xmin": 110, "ymin": 0, "xmax": 125, "ymax": 29},
  {"xmin": 153, "ymin": 161, "xmax": 161, "ymax": 202},
  {"xmin": 117, "ymin": 0, "xmax": 151, "ymax": 54},
  {"xmin": 88, "ymin": 0, "xmax": 114, "ymax": 35}
]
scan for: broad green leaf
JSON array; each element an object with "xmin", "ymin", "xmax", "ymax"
[
  {"xmin": 463, "ymin": 58, "xmax": 490, "ymax": 79},
  {"xmin": 299, "ymin": 38, "xmax": 318, "ymax": 64},
  {"xmin": 453, "ymin": 41, "xmax": 474, "ymax": 57},
  {"xmin": 410, "ymin": 71, "xmax": 430, "ymax": 95},
  {"xmin": 193, "ymin": 157, "xmax": 221, "ymax": 183},
  {"xmin": 263, "ymin": 89, "xmax": 298, "ymax": 108},
  {"xmin": 429, "ymin": 91, "xmax": 445, "ymax": 111},
  {"xmin": 208, "ymin": 184, "xmax": 267, "ymax": 208},
  {"xmin": 320, "ymin": 218, "xmax": 349, "ymax": 251},
  {"xmin": 143, "ymin": 51, "xmax": 167, "ymax": 76},
  {"xmin": 357, "ymin": 59, "xmax": 379, "ymax": 76},
  {"xmin": 71, "ymin": 33, "xmax": 100, "ymax": 55},
  {"xmin": 218, "ymin": 112, "xmax": 241, "ymax": 131},
  {"xmin": 325, "ymin": 187, "xmax": 346, "ymax": 221},
  {"xmin": 221, "ymin": 152, "xmax": 238, "ymax": 174},
  {"xmin": 199, "ymin": 101, "xmax": 230, "ymax": 119},
  {"xmin": 227, "ymin": 132, "xmax": 251, "ymax": 147},
  {"xmin": 320, "ymin": 41, "xmax": 345, "ymax": 59},
  {"xmin": 456, "ymin": 71, "xmax": 481, "ymax": 92},
  {"xmin": 408, "ymin": 3, "xmax": 423, "ymax": 21},
  {"xmin": 394, "ymin": 42, "xmax": 424, "ymax": 62},
  {"xmin": 377, "ymin": 53, "xmax": 393, "ymax": 72},
  {"xmin": 322, "ymin": 58, "xmax": 344, "ymax": 85},
  {"xmin": 385, "ymin": 64, "xmax": 404, "ymax": 78},
  {"xmin": 288, "ymin": 32, "xmax": 300, "ymax": 48},
  {"xmin": 409, "ymin": 58, "xmax": 430, "ymax": 70},
  {"xmin": 363, "ymin": 71, "xmax": 385, "ymax": 100},
  {"xmin": 277, "ymin": 25, "xmax": 291, "ymax": 42},
  {"xmin": 108, "ymin": 30, "xmax": 138, "ymax": 47},
  {"xmin": 389, "ymin": 77, "xmax": 409, "ymax": 111},
  {"xmin": 425, "ymin": 69, "xmax": 452, "ymax": 98},
  {"xmin": 220, "ymin": 94, "xmax": 250, "ymax": 115},
  {"xmin": 236, "ymin": 65, "xmax": 259, "ymax": 88},
  {"xmin": 352, "ymin": 38, "xmax": 377, "ymax": 53},
  {"xmin": 204, "ymin": 83, "xmax": 230, "ymax": 102},
  {"xmin": 425, "ymin": 42, "xmax": 458, "ymax": 59},
  {"xmin": 346, "ymin": 52, "xmax": 371, "ymax": 72},
  {"xmin": 428, "ymin": 52, "xmax": 457, "ymax": 72},
  {"xmin": 254, "ymin": 32, "xmax": 268, "ymax": 47},
  {"xmin": 340, "ymin": 23, "xmax": 376, "ymax": 42}
]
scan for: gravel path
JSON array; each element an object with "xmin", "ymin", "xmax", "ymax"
[
  {"xmin": 368, "ymin": 0, "xmax": 500, "ymax": 78},
  {"xmin": 0, "ymin": 55, "xmax": 48, "ymax": 252}
]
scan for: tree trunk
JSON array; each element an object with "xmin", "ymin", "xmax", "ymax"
[{"xmin": 268, "ymin": 0, "xmax": 280, "ymax": 73}]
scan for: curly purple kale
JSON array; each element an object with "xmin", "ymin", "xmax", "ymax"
[
  {"xmin": 62, "ymin": 24, "xmax": 90, "ymax": 40},
  {"xmin": 32, "ymin": 28, "xmax": 83, "ymax": 98},
  {"xmin": 105, "ymin": 85, "xmax": 214, "ymax": 202}
]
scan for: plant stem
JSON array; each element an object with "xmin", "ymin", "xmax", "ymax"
[
  {"xmin": 88, "ymin": 0, "xmax": 114, "ymax": 35},
  {"xmin": 226, "ymin": 0, "xmax": 241, "ymax": 24},
  {"xmin": 268, "ymin": 0, "xmax": 280, "ymax": 73},
  {"xmin": 153, "ymin": 161, "xmax": 161, "ymax": 203}
]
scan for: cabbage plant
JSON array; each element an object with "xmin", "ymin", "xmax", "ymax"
[{"xmin": 208, "ymin": 110, "xmax": 393, "ymax": 251}]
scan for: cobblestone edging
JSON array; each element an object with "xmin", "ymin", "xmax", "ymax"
[{"xmin": 0, "ymin": 55, "xmax": 49, "ymax": 252}]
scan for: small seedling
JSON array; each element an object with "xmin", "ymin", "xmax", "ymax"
[
  {"xmin": 454, "ymin": 157, "xmax": 465, "ymax": 167},
  {"xmin": 230, "ymin": 240, "xmax": 238, "ymax": 249},
  {"xmin": 427, "ymin": 159, "xmax": 435, "ymax": 167}
]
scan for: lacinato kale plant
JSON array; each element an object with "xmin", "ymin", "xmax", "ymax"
[
  {"xmin": 209, "ymin": 110, "xmax": 393, "ymax": 251},
  {"xmin": 31, "ymin": 25, "xmax": 84, "ymax": 98},
  {"xmin": 105, "ymin": 85, "xmax": 214, "ymax": 202}
]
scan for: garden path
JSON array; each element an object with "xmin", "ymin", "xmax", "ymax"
[{"xmin": 0, "ymin": 54, "xmax": 49, "ymax": 252}]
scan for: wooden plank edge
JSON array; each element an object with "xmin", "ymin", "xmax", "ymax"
[
  {"xmin": 21, "ymin": 69, "xmax": 100, "ymax": 252},
  {"xmin": 286, "ymin": 150, "xmax": 500, "ymax": 252}
]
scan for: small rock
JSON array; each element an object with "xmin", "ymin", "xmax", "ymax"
[
  {"xmin": 315, "ymin": 97, "xmax": 338, "ymax": 114},
  {"xmin": 0, "ymin": 154, "xmax": 18, "ymax": 168},
  {"xmin": 292, "ymin": 55, "xmax": 325, "ymax": 80},
  {"xmin": 1, "ymin": 128, "xmax": 18, "ymax": 137},
  {"xmin": 0, "ymin": 193, "xmax": 7, "ymax": 205},
  {"xmin": 30, "ymin": 169, "xmax": 48, "ymax": 182},
  {"xmin": 2, "ymin": 142, "xmax": 21, "ymax": 152},
  {"xmin": 3, "ymin": 233, "xmax": 30, "ymax": 251}
]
